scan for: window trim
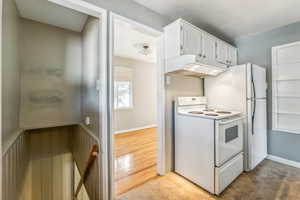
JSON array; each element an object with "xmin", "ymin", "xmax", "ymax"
[{"xmin": 272, "ymin": 41, "xmax": 300, "ymax": 134}]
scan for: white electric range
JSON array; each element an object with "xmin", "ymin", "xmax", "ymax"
[{"xmin": 174, "ymin": 96, "xmax": 244, "ymax": 195}]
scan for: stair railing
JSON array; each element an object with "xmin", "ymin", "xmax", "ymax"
[{"xmin": 74, "ymin": 145, "xmax": 99, "ymax": 199}]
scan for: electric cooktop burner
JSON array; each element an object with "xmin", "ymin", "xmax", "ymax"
[
  {"xmin": 205, "ymin": 113, "xmax": 219, "ymax": 116},
  {"xmin": 216, "ymin": 111, "xmax": 232, "ymax": 114},
  {"xmin": 189, "ymin": 111, "xmax": 204, "ymax": 114}
]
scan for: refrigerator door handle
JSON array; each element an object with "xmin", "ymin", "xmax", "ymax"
[{"xmin": 251, "ymin": 65, "xmax": 256, "ymax": 135}]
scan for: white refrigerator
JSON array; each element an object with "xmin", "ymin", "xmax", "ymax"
[{"xmin": 205, "ymin": 63, "xmax": 267, "ymax": 171}]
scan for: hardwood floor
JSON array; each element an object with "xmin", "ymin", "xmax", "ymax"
[
  {"xmin": 114, "ymin": 127, "xmax": 158, "ymax": 196},
  {"xmin": 118, "ymin": 160, "xmax": 300, "ymax": 200}
]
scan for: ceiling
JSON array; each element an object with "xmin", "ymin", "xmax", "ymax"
[
  {"xmin": 114, "ymin": 19, "xmax": 157, "ymax": 63},
  {"xmin": 15, "ymin": 0, "xmax": 88, "ymax": 32},
  {"xmin": 134, "ymin": 0, "xmax": 300, "ymax": 40}
]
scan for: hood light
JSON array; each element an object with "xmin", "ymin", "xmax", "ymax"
[{"xmin": 184, "ymin": 64, "xmax": 226, "ymax": 76}]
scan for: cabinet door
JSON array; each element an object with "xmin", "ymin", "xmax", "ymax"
[
  {"xmin": 181, "ymin": 22, "xmax": 202, "ymax": 56},
  {"xmin": 228, "ymin": 46, "xmax": 237, "ymax": 65},
  {"xmin": 216, "ymin": 40, "xmax": 228, "ymax": 64},
  {"xmin": 202, "ymin": 33, "xmax": 215, "ymax": 62}
]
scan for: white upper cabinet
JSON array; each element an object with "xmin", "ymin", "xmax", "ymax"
[
  {"xmin": 164, "ymin": 19, "xmax": 237, "ymax": 66},
  {"xmin": 181, "ymin": 21, "xmax": 202, "ymax": 56},
  {"xmin": 216, "ymin": 40, "xmax": 237, "ymax": 66},
  {"xmin": 216, "ymin": 40, "xmax": 228, "ymax": 64},
  {"xmin": 228, "ymin": 45, "xmax": 237, "ymax": 65},
  {"xmin": 201, "ymin": 32, "xmax": 215, "ymax": 63}
]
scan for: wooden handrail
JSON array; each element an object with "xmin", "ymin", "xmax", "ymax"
[{"xmin": 74, "ymin": 145, "xmax": 99, "ymax": 199}]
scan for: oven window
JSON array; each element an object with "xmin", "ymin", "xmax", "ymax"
[{"xmin": 225, "ymin": 126, "xmax": 238, "ymax": 143}]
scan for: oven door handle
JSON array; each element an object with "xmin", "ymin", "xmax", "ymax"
[{"xmin": 218, "ymin": 117, "xmax": 245, "ymax": 125}]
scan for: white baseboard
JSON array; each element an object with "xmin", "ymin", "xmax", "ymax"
[
  {"xmin": 114, "ymin": 124, "xmax": 157, "ymax": 134},
  {"xmin": 267, "ymin": 155, "xmax": 300, "ymax": 169}
]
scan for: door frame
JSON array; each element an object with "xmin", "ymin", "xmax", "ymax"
[
  {"xmin": 46, "ymin": 0, "xmax": 109, "ymax": 199},
  {"xmin": 108, "ymin": 12, "xmax": 166, "ymax": 199},
  {"xmin": 0, "ymin": 0, "xmax": 3, "ymax": 197}
]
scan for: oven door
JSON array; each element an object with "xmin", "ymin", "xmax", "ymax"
[{"xmin": 215, "ymin": 117, "xmax": 244, "ymax": 167}]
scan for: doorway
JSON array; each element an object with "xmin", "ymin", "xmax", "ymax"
[
  {"xmin": 109, "ymin": 14, "xmax": 165, "ymax": 198},
  {"xmin": 1, "ymin": 0, "xmax": 108, "ymax": 199}
]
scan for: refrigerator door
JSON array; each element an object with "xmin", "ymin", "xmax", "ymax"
[
  {"xmin": 247, "ymin": 64, "xmax": 267, "ymax": 99},
  {"xmin": 246, "ymin": 98, "xmax": 267, "ymax": 170}
]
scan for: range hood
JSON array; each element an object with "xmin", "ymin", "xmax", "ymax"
[{"xmin": 166, "ymin": 55, "xmax": 228, "ymax": 77}]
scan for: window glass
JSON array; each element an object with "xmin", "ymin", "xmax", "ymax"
[{"xmin": 114, "ymin": 81, "xmax": 133, "ymax": 109}]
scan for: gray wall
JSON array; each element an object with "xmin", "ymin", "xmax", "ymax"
[
  {"xmin": 235, "ymin": 21, "xmax": 300, "ymax": 163},
  {"xmin": 81, "ymin": 17, "xmax": 100, "ymax": 137},
  {"xmin": 113, "ymin": 56, "xmax": 157, "ymax": 132},
  {"xmin": 2, "ymin": 0, "xmax": 21, "ymax": 144},
  {"xmin": 84, "ymin": 0, "xmax": 171, "ymax": 31},
  {"xmin": 19, "ymin": 19, "xmax": 82, "ymax": 129},
  {"xmin": 165, "ymin": 75, "xmax": 203, "ymax": 171}
]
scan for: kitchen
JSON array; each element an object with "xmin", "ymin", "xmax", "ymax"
[
  {"xmin": 119, "ymin": 2, "xmax": 300, "ymax": 199},
  {"xmin": 2, "ymin": 0, "xmax": 300, "ymax": 200},
  {"xmin": 165, "ymin": 18, "xmax": 267, "ymax": 195}
]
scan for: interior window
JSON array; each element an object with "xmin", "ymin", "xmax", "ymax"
[{"xmin": 114, "ymin": 81, "xmax": 133, "ymax": 109}]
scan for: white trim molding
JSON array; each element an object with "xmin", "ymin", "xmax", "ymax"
[
  {"xmin": 267, "ymin": 154, "xmax": 300, "ymax": 169},
  {"xmin": 114, "ymin": 124, "xmax": 158, "ymax": 134},
  {"xmin": 108, "ymin": 12, "xmax": 165, "ymax": 199},
  {"xmin": 272, "ymin": 42, "xmax": 300, "ymax": 135}
]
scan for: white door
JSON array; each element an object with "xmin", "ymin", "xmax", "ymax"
[
  {"xmin": 202, "ymin": 33, "xmax": 215, "ymax": 63},
  {"xmin": 181, "ymin": 22, "xmax": 202, "ymax": 56},
  {"xmin": 216, "ymin": 40, "xmax": 228, "ymax": 64},
  {"xmin": 247, "ymin": 99, "xmax": 267, "ymax": 170},
  {"xmin": 228, "ymin": 46, "xmax": 237, "ymax": 66}
]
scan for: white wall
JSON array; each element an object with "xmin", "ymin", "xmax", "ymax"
[
  {"xmin": 2, "ymin": 0, "xmax": 21, "ymax": 144},
  {"xmin": 113, "ymin": 56, "xmax": 157, "ymax": 132},
  {"xmin": 19, "ymin": 19, "xmax": 82, "ymax": 129},
  {"xmin": 81, "ymin": 17, "xmax": 100, "ymax": 138}
]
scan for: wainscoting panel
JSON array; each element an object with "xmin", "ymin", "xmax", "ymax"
[
  {"xmin": 2, "ymin": 131, "xmax": 29, "ymax": 200},
  {"xmin": 74, "ymin": 161, "xmax": 90, "ymax": 200},
  {"xmin": 72, "ymin": 125, "xmax": 101, "ymax": 200}
]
